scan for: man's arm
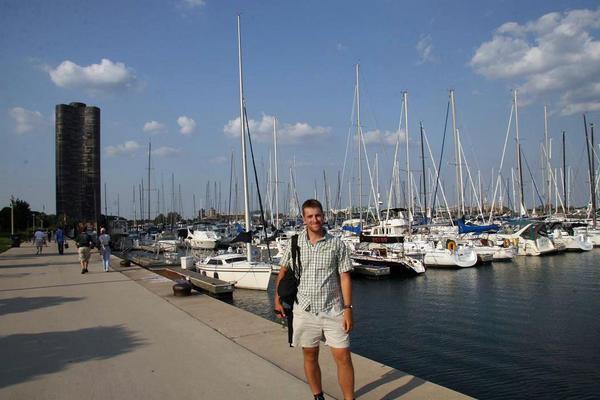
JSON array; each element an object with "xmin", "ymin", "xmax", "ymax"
[
  {"xmin": 273, "ymin": 266, "xmax": 288, "ymax": 318},
  {"xmin": 340, "ymin": 271, "xmax": 353, "ymax": 333}
]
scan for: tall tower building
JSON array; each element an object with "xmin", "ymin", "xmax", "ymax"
[{"xmin": 56, "ymin": 102, "xmax": 101, "ymax": 226}]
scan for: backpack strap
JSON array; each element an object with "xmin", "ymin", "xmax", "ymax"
[{"xmin": 291, "ymin": 234, "xmax": 301, "ymax": 279}]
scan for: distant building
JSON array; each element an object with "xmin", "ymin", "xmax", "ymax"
[{"xmin": 55, "ymin": 102, "xmax": 101, "ymax": 226}]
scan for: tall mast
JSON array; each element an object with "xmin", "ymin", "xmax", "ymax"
[
  {"xmin": 450, "ymin": 89, "xmax": 464, "ymax": 216},
  {"xmin": 544, "ymin": 105, "xmax": 550, "ymax": 213},
  {"xmin": 273, "ymin": 117, "xmax": 280, "ymax": 229},
  {"xmin": 420, "ymin": 121, "xmax": 427, "ymax": 217},
  {"xmin": 237, "ymin": 15, "xmax": 252, "ymax": 261},
  {"xmin": 228, "ymin": 151, "xmax": 234, "ymax": 220},
  {"xmin": 356, "ymin": 63, "xmax": 362, "ymax": 227},
  {"xmin": 148, "ymin": 139, "xmax": 151, "ymax": 221},
  {"xmin": 404, "ymin": 92, "xmax": 411, "ymax": 216},
  {"xmin": 514, "ymin": 90, "xmax": 525, "ymax": 216},
  {"xmin": 562, "ymin": 131, "xmax": 566, "ymax": 214},
  {"xmin": 104, "ymin": 182, "xmax": 108, "ymax": 216}
]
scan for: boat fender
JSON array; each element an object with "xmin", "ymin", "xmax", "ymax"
[
  {"xmin": 503, "ymin": 239, "xmax": 510, "ymax": 248},
  {"xmin": 214, "ymin": 272, "xmax": 219, "ymax": 279},
  {"xmin": 446, "ymin": 240, "xmax": 457, "ymax": 252}
]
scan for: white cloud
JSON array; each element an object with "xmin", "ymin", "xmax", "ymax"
[
  {"xmin": 361, "ymin": 128, "xmax": 406, "ymax": 146},
  {"xmin": 223, "ymin": 114, "xmax": 330, "ymax": 143},
  {"xmin": 105, "ymin": 140, "xmax": 140, "ymax": 157},
  {"xmin": 152, "ymin": 146, "xmax": 182, "ymax": 157},
  {"xmin": 48, "ymin": 58, "xmax": 138, "ymax": 91},
  {"xmin": 470, "ymin": 8, "xmax": 600, "ymax": 115},
  {"xmin": 143, "ymin": 120, "xmax": 167, "ymax": 134},
  {"xmin": 416, "ymin": 34, "xmax": 434, "ymax": 63},
  {"xmin": 9, "ymin": 107, "xmax": 46, "ymax": 134},
  {"xmin": 181, "ymin": 0, "xmax": 205, "ymax": 8},
  {"xmin": 177, "ymin": 116, "xmax": 197, "ymax": 135}
]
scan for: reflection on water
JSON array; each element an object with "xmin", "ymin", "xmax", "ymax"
[{"xmin": 229, "ymin": 253, "xmax": 600, "ymax": 399}]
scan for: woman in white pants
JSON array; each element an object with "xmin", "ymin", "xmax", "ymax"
[{"xmin": 98, "ymin": 228, "xmax": 111, "ymax": 272}]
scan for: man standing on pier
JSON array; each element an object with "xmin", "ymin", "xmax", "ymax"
[{"xmin": 275, "ymin": 199, "xmax": 355, "ymax": 400}]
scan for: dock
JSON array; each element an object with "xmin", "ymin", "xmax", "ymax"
[
  {"xmin": 166, "ymin": 267, "xmax": 234, "ymax": 296},
  {"xmin": 0, "ymin": 242, "xmax": 473, "ymax": 400}
]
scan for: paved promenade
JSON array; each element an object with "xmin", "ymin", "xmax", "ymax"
[{"xmin": 0, "ymin": 242, "xmax": 473, "ymax": 400}]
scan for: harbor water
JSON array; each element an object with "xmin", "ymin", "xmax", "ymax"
[{"xmin": 230, "ymin": 252, "xmax": 600, "ymax": 399}]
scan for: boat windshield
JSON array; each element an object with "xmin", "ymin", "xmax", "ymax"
[{"xmin": 227, "ymin": 257, "xmax": 247, "ymax": 263}]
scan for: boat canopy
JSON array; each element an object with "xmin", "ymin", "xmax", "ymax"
[
  {"xmin": 457, "ymin": 218, "xmax": 500, "ymax": 234},
  {"xmin": 342, "ymin": 225, "xmax": 361, "ymax": 234}
]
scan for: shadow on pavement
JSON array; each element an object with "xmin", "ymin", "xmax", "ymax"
[
  {"xmin": 0, "ymin": 272, "xmax": 30, "ymax": 278},
  {"xmin": 355, "ymin": 369, "xmax": 425, "ymax": 399},
  {"xmin": 0, "ymin": 325, "xmax": 146, "ymax": 388},
  {"xmin": 0, "ymin": 261, "xmax": 82, "ymax": 269},
  {"xmin": 0, "ymin": 296, "xmax": 84, "ymax": 316}
]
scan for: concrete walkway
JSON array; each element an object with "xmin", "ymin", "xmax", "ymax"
[{"xmin": 0, "ymin": 242, "xmax": 473, "ymax": 400}]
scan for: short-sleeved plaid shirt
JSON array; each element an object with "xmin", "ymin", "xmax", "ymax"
[{"xmin": 280, "ymin": 229, "xmax": 353, "ymax": 314}]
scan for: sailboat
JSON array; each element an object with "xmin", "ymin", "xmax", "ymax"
[{"xmin": 195, "ymin": 16, "xmax": 271, "ymax": 291}]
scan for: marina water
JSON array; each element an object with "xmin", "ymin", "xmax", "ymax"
[{"xmin": 231, "ymin": 252, "xmax": 600, "ymax": 399}]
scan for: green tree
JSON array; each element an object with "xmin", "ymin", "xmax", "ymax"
[{"xmin": 0, "ymin": 198, "xmax": 32, "ymax": 232}]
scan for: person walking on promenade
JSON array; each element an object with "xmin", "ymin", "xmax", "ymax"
[
  {"xmin": 75, "ymin": 224, "xmax": 93, "ymax": 274},
  {"xmin": 274, "ymin": 199, "xmax": 355, "ymax": 400},
  {"xmin": 33, "ymin": 229, "xmax": 45, "ymax": 255},
  {"xmin": 56, "ymin": 227, "xmax": 65, "ymax": 255},
  {"xmin": 98, "ymin": 227, "xmax": 111, "ymax": 272}
]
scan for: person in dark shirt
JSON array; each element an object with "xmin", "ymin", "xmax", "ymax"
[
  {"xmin": 56, "ymin": 227, "xmax": 65, "ymax": 255},
  {"xmin": 76, "ymin": 224, "xmax": 93, "ymax": 274}
]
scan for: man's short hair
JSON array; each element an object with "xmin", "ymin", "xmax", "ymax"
[{"xmin": 302, "ymin": 199, "xmax": 324, "ymax": 215}]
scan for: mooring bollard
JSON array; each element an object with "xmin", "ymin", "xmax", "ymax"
[
  {"xmin": 173, "ymin": 281, "xmax": 192, "ymax": 297},
  {"xmin": 120, "ymin": 259, "xmax": 131, "ymax": 267}
]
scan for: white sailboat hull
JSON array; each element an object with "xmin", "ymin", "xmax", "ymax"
[{"xmin": 424, "ymin": 248, "xmax": 477, "ymax": 268}]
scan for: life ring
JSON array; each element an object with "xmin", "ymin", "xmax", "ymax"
[
  {"xmin": 503, "ymin": 239, "xmax": 510, "ymax": 248},
  {"xmin": 446, "ymin": 240, "xmax": 457, "ymax": 251}
]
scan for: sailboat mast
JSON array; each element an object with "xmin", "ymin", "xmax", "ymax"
[
  {"xmin": 420, "ymin": 121, "xmax": 427, "ymax": 217},
  {"xmin": 404, "ymin": 91, "xmax": 412, "ymax": 228},
  {"xmin": 562, "ymin": 131, "xmax": 566, "ymax": 213},
  {"xmin": 148, "ymin": 140, "xmax": 151, "ymax": 221},
  {"xmin": 237, "ymin": 15, "xmax": 252, "ymax": 261},
  {"xmin": 544, "ymin": 106, "xmax": 550, "ymax": 213},
  {"xmin": 356, "ymin": 64, "xmax": 362, "ymax": 227},
  {"xmin": 514, "ymin": 90, "xmax": 525, "ymax": 215},
  {"xmin": 273, "ymin": 117, "xmax": 280, "ymax": 229},
  {"xmin": 450, "ymin": 89, "xmax": 463, "ymax": 216}
]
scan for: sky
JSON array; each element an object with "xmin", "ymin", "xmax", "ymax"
[{"xmin": 1, "ymin": 0, "xmax": 599, "ymax": 218}]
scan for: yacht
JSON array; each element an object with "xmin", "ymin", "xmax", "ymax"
[{"xmin": 195, "ymin": 253, "xmax": 271, "ymax": 290}]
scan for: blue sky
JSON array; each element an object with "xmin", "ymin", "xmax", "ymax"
[{"xmin": 1, "ymin": 0, "xmax": 599, "ymax": 218}]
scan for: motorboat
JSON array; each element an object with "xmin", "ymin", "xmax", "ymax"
[
  {"xmin": 184, "ymin": 228, "xmax": 219, "ymax": 250},
  {"xmin": 498, "ymin": 223, "xmax": 560, "ymax": 256},
  {"xmin": 195, "ymin": 253, "xmax": 272, "ymax": 290},
  {"xmin": 351, "ymin": 245, "xmax": 425, "ymax": 275}
]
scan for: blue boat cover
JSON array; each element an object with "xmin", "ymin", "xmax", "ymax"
[
  {"xmin": 342, "ymin": 225, "xmax": 361, "ymax": 234},
  {"xmin": 457, "ymin": 218, "xmax": 500, "ymax": 234}
]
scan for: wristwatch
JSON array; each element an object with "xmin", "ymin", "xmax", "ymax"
[{"xmin": 343, "ymin": 304, "xmax": 353, "ymax": 309}]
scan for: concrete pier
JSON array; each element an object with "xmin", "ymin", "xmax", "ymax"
[{"xmin": 0, "ymin": 243, "xmax": 473, "ymax": 399}]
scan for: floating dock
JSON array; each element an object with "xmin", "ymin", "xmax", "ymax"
[{"xmin": 166, "ymin": 267, "xmax": 234, "ymax": 296}]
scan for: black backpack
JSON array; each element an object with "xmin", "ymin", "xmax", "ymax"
[{"xmin": 277, "ymin": 235, "xmax": 301, "ymax": 308}]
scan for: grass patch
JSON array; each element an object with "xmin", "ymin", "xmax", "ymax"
[{"xmin": 0, "ymin": 236, "xmax": 12, "ymax": 253}]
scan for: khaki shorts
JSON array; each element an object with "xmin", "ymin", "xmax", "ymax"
[
  {"xmin": 292, "ymin": 307, "xmax": 350, "ymax": 349},
  {"xmin": 78, "ymin": 246, "xmax": 91, "ymax": 262}
]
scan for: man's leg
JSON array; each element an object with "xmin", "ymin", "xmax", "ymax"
[
  {"xmin": 330, "ymin": 347, "xmax": 354, "ymax": 400},
  {"xmin": 303, "ymin": 346, "xmax": 322, "ymax": 396}
]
